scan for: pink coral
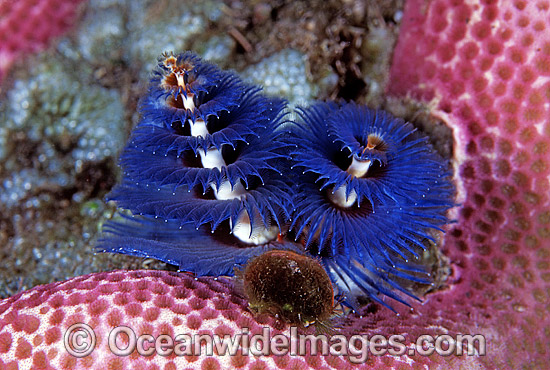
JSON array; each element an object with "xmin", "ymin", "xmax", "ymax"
[
  {"xmin": 0, "ymin": 270, "xmax": 324, "ymax": 370},
  {"xmin": 386, "ymin": 0, "xmax": 550, "ymax": 368},
  {"xmin": 0, "ymin": 0, "xmax": 84, "ymax": 81}
]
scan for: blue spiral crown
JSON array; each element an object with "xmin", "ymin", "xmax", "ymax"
[
  {"xmin": 288, "ymin": 102, "xmax": 454, "ymax": 307},
  {"xmin": 99, "ymin": 52, "xmax": 298, "ymax": 275},
  {"xmin": 98, "ymin": 51, "xmax": 455, "ymax": 310}
]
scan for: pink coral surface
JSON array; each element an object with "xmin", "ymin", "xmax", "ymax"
[
  {"xmin": 0, "ymin": 270, "xmax": 355, "ymax": 370},
  {"xmin": 0, "ymin": 0, "xmax": 84, "ymax": 81},
  {"xmin": 388, "ymin": 0, "xmax": 550, "ymax": 368}
]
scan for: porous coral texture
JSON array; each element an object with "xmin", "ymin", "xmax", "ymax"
[
  {"xmin": 0, "ymin": 0, "xmax": 84, "ymax": 80},
  {"xmin": 387, "ymin": 0, "xmax": 550, "ymax": 369},
  {"xmin": 0, "ymin": 270, "xmax": 321, "ymax": 370},
  {"xmin": 0, "ymin": 271, "xmax": 273, "ymax": 369}
]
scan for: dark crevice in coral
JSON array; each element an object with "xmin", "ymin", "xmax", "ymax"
[
  {"xmin": 0, "ymin": 211, "xmax": 15, "ymax": 240},
  {"xmin": 3, "ymin": 131, "xmax": 41, "ymax": 172},
  {"xmin": 337, "ymin": 71, "xmax": 367, "ymax": 101},
  {"xmin": 74, "ymin": 158, "xmax": 117, "ymax": 199},
  {"xmin": 10, "ymin": 158, "xmax": 117, "ymax": 206},
  {"xmin": 52, "ymin": 133, "xmax": 81, "ymax": 156},
  {"xmin": 383, "ymin": 98, "xmax": 455, "ymax": 161},
  {"xmin": 220, "ymin": 0, "xmax": 404, "ymax": 100},
  {"xmin": 331, "ymin": 28, "xmax": 368, "ymax": 100}
]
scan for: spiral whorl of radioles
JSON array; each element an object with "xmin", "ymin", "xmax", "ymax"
[{"xmin": 104, "ymin": 52, "xmax": 293, "ymax": 251}]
